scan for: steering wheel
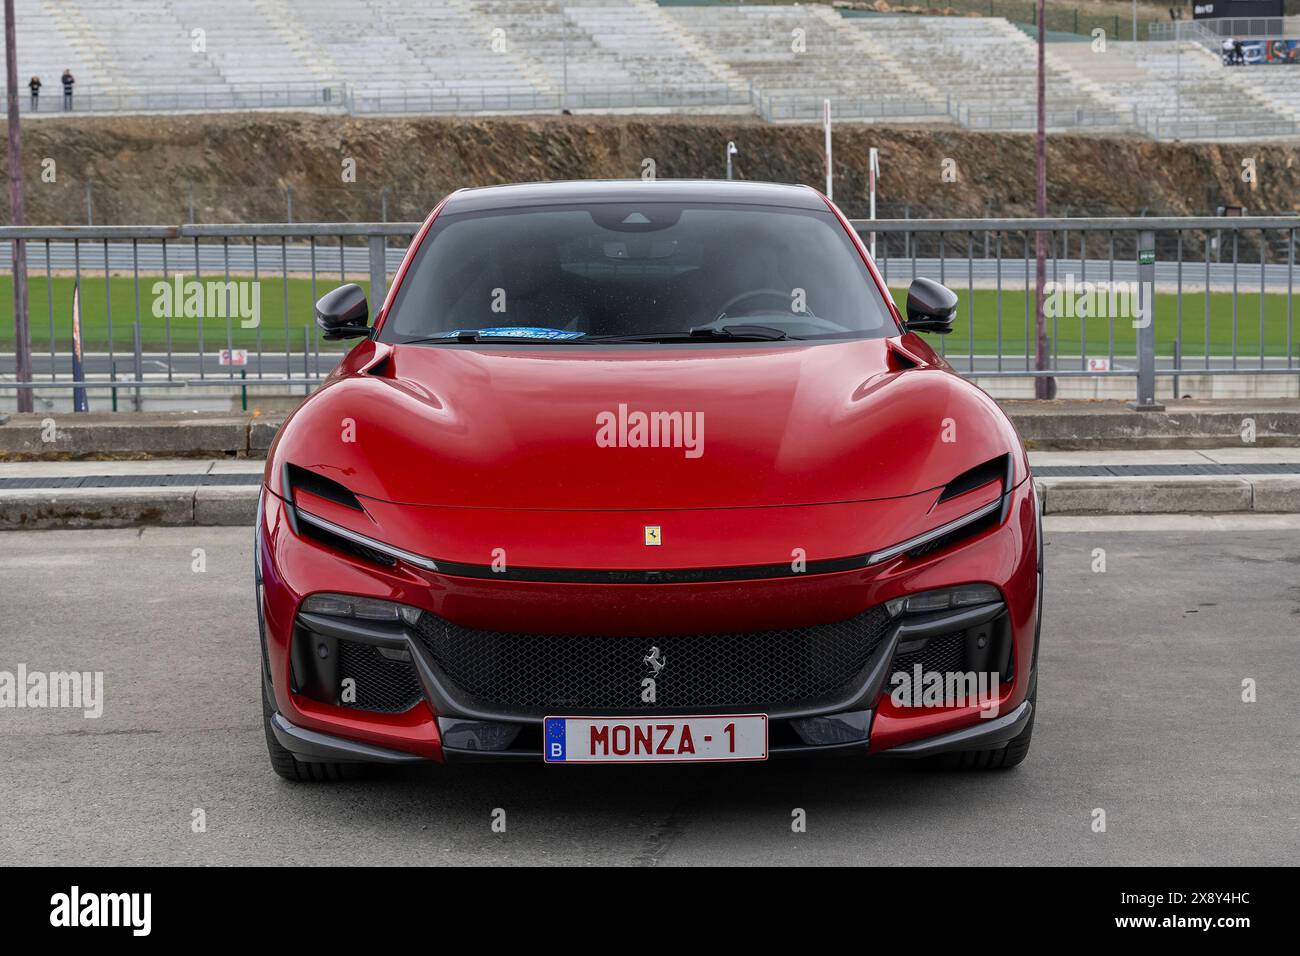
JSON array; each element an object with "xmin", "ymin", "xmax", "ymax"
[{"xmin": 713, "ymin": 288, "xmax": 801, "ymax": 319}]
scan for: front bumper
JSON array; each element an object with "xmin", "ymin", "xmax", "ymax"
[{"xmin": 258, "ymin": 476, "xmax": 1040, "ymax": 765}]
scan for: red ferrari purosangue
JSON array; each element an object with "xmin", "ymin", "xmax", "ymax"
[{"xmin": 256, "ymin": 180, "xmax": 1041, "ymax": 780}]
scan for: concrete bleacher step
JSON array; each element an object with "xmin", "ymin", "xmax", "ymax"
[{"xmin": 5, "ymin": 0, "xmax": 1299, "ymax": 135}]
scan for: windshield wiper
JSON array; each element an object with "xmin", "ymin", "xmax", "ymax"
[
  {"xmin": 688, "ymin": 324, "xmax": 790, "ymax": 340},
  {"xmin": 585, "ymin": 324, "xmax": 792, "ymax": 344}
]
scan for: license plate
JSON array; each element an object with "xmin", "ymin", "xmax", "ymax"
[{"xmin": 543, "ymin": 714, "xmax": 767, "ymax": 763}]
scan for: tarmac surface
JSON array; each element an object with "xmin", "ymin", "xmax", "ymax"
[{"xmin": 1, "ymin": 517, "xmax": 1297, "ymax": 865}]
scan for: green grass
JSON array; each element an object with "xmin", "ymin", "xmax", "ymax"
[
  {"xmin": 0, "ymin": 275, "xmax": 1295, "ymax": 360},
  {"xmin": 886, "ymin": 287, "xmax": 1300, "ymax": 361},
  {"xmin": 0, "ymin": 275, "xmax": 367, "ymax": 354}
]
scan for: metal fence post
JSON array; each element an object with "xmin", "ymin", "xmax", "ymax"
[
  {"xmin": 1128, "ymin": 228, "xmax": 1165, "ymax": 411},
  {"xmin": 368, "ymin": 235, "xmax": 387, "ymax": 305}
]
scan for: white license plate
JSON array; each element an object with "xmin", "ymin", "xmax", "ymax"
[{"xmin": 543, "ymin": 714, "xmax": 767, "ymax": 763}]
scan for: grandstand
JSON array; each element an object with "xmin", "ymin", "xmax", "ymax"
[
  {"xmin": 0, "ymin": 0, "xmax": 1297, "ymax": 140},
  {"xmin": 1049, "ymin": 39, "xmax": 1298, "ymax": 138},
  {"xmin": 662, "ymin": 4, "xmax": 949, "ymax": 121},
  {"xmin": 852, "ymin": 15, "xmax": 1128, "ymax": 132}
]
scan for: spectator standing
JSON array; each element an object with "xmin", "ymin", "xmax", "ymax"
[
  {"xmin": 61, "ymin": 69, "xmax": 75, "ymax": 111},
  {"xmin": 28, "ymin": 75, "xmax": 40, "ymax": 112}
]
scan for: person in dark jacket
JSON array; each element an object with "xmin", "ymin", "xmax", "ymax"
[
  {"xmin": 28, "ymin": 76, "xmax": 40, "ymax": 111},
  {"xmin": 61, "ymin": 69, "xmax": 75, "ymax": 111}
]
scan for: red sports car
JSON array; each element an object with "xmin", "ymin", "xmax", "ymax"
[{"xmin": 256, "ymin": 180, "xmax": 1041, "ymax": 779}]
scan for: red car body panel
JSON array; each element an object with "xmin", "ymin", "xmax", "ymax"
[
  {"xmin": 258, "ymin": 181, "xmax": 1040, "ymax": 767},
  {"xmin": 266, "ymin": 338, "xmax": 1024, "ymax": 511}
]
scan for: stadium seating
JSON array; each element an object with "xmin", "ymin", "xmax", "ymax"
[
  {"xmin": 850, "ymin": 15, "xmax": 1130, "ymax": 132},
  {"xmin": 0, "ymin": 0, "xmax": 107, "ymax": 96},
  {"xmin": 663, "ymin": 4, "xmax": 949, "ymax": 121},
  {"xmin": 0, "ymin": 0, "xmax": 1297, "ymax": 140},
  {"xmin": 1048, "ymin": 39, "xmax": 1298, "ymax": 139},
  {"xmin": 167, "ymin": 0, "xmax": 324, "ymax": 88}
]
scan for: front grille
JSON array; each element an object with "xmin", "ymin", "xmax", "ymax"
[
  {"xmin": 336, "ymin": 639, "xmax": 423, "ymax": 713},
  {"xmin": 889, "ymin": 630, "xmax": 968, "ymax": 679},
  {"xmin": 412, "ymin": 608, "xmax": 892, "ymax": 714}
]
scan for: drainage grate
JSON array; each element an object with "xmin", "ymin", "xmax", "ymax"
[
  {"xmin": 0, "ymin": 473, "xmax": 263, "ymax": 490},
  {"xmin": 1033, "ymin": 462, "xmax": 1300, "ymax": 478}
]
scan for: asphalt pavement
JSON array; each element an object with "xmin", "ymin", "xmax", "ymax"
[{"xmin": 0, "ymin": 518, "xmax": 1296, "ymax": 865}]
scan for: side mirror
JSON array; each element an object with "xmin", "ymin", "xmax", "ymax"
[
  {"xmin": 315, "ymin": 283, "xmax": 370, "ymax": 340},
  {"xmin": 904, "ymin": 277, "xmax": 957, "ymax": 334}
]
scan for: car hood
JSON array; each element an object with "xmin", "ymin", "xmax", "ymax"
[{"xmin": 268, "ymin": 338, "xmax": 1022, "ymax": 510}]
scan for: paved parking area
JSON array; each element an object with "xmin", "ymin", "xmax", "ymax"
[{"xmin": 1, "ymin": 518, "xmax": 1297, "ymax": 865}]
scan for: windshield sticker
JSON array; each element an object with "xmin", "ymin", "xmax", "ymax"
[{"xmin": 436, "ymin": 327, "xmax": 586, "ymax": 340}]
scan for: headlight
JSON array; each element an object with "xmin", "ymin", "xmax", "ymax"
[
  {"xmin": 301, "ymin": 592, "xmax": 422, "ymax": 625},
  {"xmin": 866, "ymin": 498, "xmax": 1002, "ymax": 565},
  {"xmin": 885, "ymin": 583, "xmax": 1001, "ymax": 618}
]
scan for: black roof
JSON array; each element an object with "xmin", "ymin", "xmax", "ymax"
[{"xmin": 443, "ymin": 179, "xmax": 826, "ymax": 213}]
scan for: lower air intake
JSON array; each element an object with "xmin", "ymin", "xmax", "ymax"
[
  {"xmin": 336, "ymin": 639, "xmax": 423, "ymax": 714},
  {"xmin": 411, "ymin": 607, "xmax": 891, "ymax": 715}
]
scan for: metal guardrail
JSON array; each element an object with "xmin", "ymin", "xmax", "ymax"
[
  {"xmin": 0, "ymin": 223, "xmax": 415, "ymax": 407},
  {"xmin": 1, "ymin": 218, "xmax": 1297, "ymax": 410},
  {"xmin": 857, "ymin": 216, "xmax": 1299, "ymax": 406},
  {"xmin": 348, "ymin": 82, "xmax": 753, "ymax": 115},
  {"xmin": 6, "ymin": 73, "xmax": 1298, "ymax": 142},
  {"xmin": 7, "ymin": 80, "xmax": 751, "ymax": 117},
  {"xmin": 959, "ymin": 104, "xmax": 1137, "ymax": 131},
  {"xmin": 753, "ymin": 92, "xmax": 953, "ymax": 122},
  {"xmin": 1150, "ymin": 17, "xmax": 1298, "ymax": 41},
  {"xmin": 5, "ymin": 81, "xmax": 344, "ymax": 115}
]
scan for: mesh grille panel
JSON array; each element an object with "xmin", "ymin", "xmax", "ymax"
[
  {"xmin": 412, "ymin": 608, "xmax": 892, "ymax": 714},
  {"xmin": 889, "ymin": 630, "xmax": 968, "ymax": 680},
  {"xmin": 336, "ymin": 639, "xmax": 423, "ymax": 713}
]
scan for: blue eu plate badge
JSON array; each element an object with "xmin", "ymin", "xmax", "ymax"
[{"xmin": 545, "ymin": 717, "xmax": 567, "ymax": 762}]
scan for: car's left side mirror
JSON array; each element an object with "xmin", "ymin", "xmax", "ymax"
[
  {"xmin": 315, "ymin": 283, "xmax": 370, "ymax": 340},
  {"xmin": 904, "ymin": 277, "xmax": 957, "ymax": 335}
]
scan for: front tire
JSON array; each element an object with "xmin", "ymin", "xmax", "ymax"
[
  {"xmin": 261, "ymin": 678, "xmax": 361, "ymax": 782},
  {"xmin": 939, "ymin": 692, "xmax": 1035, "ymax": 770}
]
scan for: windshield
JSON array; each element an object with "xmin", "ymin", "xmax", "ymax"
[{"xmin": 379, "ymin": 201, "xmax": 897, "ymax": 344}]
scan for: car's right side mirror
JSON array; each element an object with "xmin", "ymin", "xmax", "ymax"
[
  {"xmin": 904, "ymin": 277, "xmax": 958, "ymax": 335},
  {"xmin": 315, "ymin": 283, "xmax": 370, "ymax": 340}
]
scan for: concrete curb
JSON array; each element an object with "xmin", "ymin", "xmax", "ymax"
[
  {"xmin": 2, "ymin": 476, "xmax": 1299, "ymax": 529},
  {"xmin": 1036, "ymin": 476, "xmax": 1300, "ymax": 515},
  {"xmin": 2, "ymin": 401, "xmax": 1299, "ymax": 460},
  {"xmin": 0, "ymin": 487, "xmax": 200, "ymax": 530},
  {"xmin": 0, "ymin": 412, "xmax": 262, "ymax": 460},
  {"xmin": 1005, "ymin": 401, "xmax": 1300, "ymax": 450}
]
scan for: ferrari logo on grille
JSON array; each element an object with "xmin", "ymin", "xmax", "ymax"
[
  {"xmin": 644, "ymin": 646, "xmax": 667, "ymax": 676},
  {"xmin": 644, "ymin": 525, "xmax": 661, "ymax": 546}
]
